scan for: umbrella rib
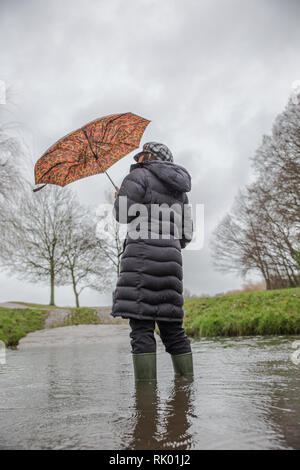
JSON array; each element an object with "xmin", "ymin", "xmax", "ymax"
[
  {"xmin": 83, "ymin": 128, "xmax": 108, "ymax": 173},
  {"xmin": 101, "ymin": 121, "xmax": 146, "ymax": 148},
  {"xmin": 101, "ymin": 113, "xmax": 130, "ymax": 144},
  {"xmin": 82, "ymin": 129, "xmax": 117, "ymax": 189},
  {"xmin": 38, "ymin": 160, "xmax": 66, "ymax": 180},
  {"xmin": 63, "ymin": 161, "xmax": 82, "ymax": 185},
  {"xmin": 82, "ymin": 129, "xmax": 99, "ymax": 161}
]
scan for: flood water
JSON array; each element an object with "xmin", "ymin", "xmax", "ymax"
[{"xmin": 0, "ymin": 324, "xmax": 299, "ymax": 450}]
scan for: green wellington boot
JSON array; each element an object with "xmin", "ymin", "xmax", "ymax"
[
  {"xmin": 132, "ymin": 353, "xmax": 157, "ymax": 382},
  {"xmin": 171, "ymin": 352, "xmax": 194, "ymax": 377}
]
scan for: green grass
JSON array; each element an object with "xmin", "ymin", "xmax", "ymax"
[
  {"xmin": 0, "ymin": 307, "xmax": 47, "ymax": 347},
  {"xmin": 57, "ymin": 308, "xmax": 125, "ymax": 327},
  {"xmin": 53, "ymin": 308, "xmax": 125, "ymax": 327},
  {"xmin": 0, "ymin": 306, "xmax": 123, "ymax": 347},
  {"xmin": 2, "ymin": 288, "xmax": 299, "ymax": 347},
  {"xmin": 54, "ymin": 308, "xmax": 102, "ymax": 327},
  {"xmin": 183, "ymin": 287, "xmax": 300, "ymax": 338}
]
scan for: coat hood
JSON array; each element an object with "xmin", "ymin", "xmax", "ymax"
[{"xmin": 130, "ymin": 161, "xmax": 191, "ymax": 193}]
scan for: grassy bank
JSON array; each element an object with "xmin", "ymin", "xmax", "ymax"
[
  {"xmin": 183, "ymin": 287, "xmax": 300, "ymax": 338},
  {"xmin": 1, "ymin": 288, "xmax": 299, "ymax": 347},
  {"xmin": 0, "ymin": 306, "xmax": 124, "ymax": 347},
  {"xmin": 0, "ymin": 307, "xmax": 46, "ymax": 347},
  {"xmin": 49, "ymin": 307, "xmax": 125, "ymax": 328}
]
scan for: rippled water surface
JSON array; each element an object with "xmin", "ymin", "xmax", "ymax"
[{"xmin": 0, "ymin": 325, "xmax": 299, "ymax": 450}]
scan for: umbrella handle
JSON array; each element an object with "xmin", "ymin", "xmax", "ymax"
[
  {"xmin": 104, "ymin": 170, "xmax": 118, "ymax": 190},
  {"xmin": 82, "ymin": 129, "xmax": 117, "ymax": 190}
]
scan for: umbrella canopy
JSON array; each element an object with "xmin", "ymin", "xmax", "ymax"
[{"xmin": 33, "ymin": 112, "xmax": 150, "ymax": 191}]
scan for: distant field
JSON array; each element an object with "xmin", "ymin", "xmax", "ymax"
[{"xmin": 183, "ymin": 287, "xmax": 300, "ymax": 338}]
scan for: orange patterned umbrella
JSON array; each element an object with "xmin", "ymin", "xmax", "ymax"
[{"xmin": 33, "ymin": 112, "xmax": 150, "ymax": 192}]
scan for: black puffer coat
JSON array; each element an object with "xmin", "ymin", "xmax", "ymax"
[{"xmin": 111, "ymin": 160, "xmax": 193, "ymax": 322}]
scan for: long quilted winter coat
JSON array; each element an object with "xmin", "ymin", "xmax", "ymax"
[{"xmin": 111, "ymin": 160, "xmax": 193, "ymax": 322}]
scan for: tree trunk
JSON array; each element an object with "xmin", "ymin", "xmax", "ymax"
[
  {"xmin": 265, "ymin": 277, "xmax": 271, "ymax": 290},
  {"xmin": 74, "ymin": 289, "xmax": 80, "ymax": 308},
  {"xmin": 71, "ymin": 268, "xmax": 80, "ymax": 307},
  {"xmin": 50, "ymin": 264, "xmax": 55, "ymax": 306}
]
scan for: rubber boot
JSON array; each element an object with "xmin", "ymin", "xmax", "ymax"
[
  {"xmin": 171, "ymin": 352, "xmax": 194, "ymax": 377},
  {"xmin": 132, "ymin": 353, "xmax": 157, "ymax": 382}
]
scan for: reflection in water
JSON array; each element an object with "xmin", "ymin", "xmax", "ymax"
[
  {"xmin": 160, "ymin": 377, "xmax": 194, "ymax": 449},
  {"xmin": 126, "ymin": 377, "xmax": 194, "ymax": 450},
  {"xmin": 126, "ymin": 381, "xmax": 159, "ymax": 450}
]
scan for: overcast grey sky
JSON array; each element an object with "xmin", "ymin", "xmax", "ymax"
[{"xmin": 0, "ymin": 0, "xmax": 299, "ymax": 306}]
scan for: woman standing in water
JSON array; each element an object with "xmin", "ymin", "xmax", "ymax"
[{"xmin": 111, "ymin": 142, "xmax": 193, "ymax": 381}]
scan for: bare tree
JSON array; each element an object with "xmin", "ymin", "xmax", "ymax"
[
  {"xmin": 211, "ymin": 184, "xmax": 299, "ymax": 289},
  {"xmin": 0, "ymin": 85, "xmax": 36, "ymax": 274},
  {"xmin": 95, "ymin": 189, "xmax": 126, "ymax": 277},
  {"xmin": 0, "ymin": 124, "xmax": 31, "ymax": 250},
  {"xmin": 211, "ymin": 96, "xmax": 300, "ymax": 289},
  {"xmin": 60, "ymin": 206, "xmax": 109, "ymax": 307},
  {"xmin": 1, "ymin": 185, "xmax": 77, "ymax": 305},
  {"xmin": 248, "ymin": 182, "xmax": 299, "ymax": 287},
  {"xmin": 211, "ymin": 189, "xmax": 272, "ymax": 287},
  {"xmin": 252, "ymin": 97, "xmax": 300, "ymax": 225}
]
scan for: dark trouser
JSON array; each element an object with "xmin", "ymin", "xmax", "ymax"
[{"xmin": 129, "ymin": 318, "xmax": 191, "ymax": 355}]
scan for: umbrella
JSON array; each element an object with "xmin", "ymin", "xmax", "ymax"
[{"xmin": 33, "ymin": 112, "xmax": 150, "ymax": 192}]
